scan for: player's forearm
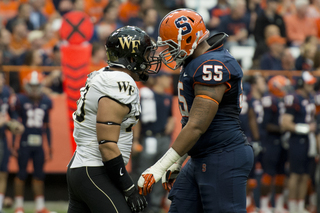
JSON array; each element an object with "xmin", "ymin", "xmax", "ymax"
[
  {"xmin": 133, "ymin": 120, "xmax": 141, "ymax": 141},
  {"xmin": 266, "ymin": 124, "xmax": 281, "ymax": 133},
  {"xmin": 248, "ymin": 109, "xmax": 260, "ymax": 140},
  {"xmin": 45, "ymin": 126, "xmax": 52, "ymax": 148},
  {"xmin": 172, "ymin": 97, "xmax": 218, "ymax": 156},
  {"xmin": 281, "ymin": 114, "xmax": 296, "ymax": 132},
  {"xmin": 99, "ymin": 142, "xmax": 122, "ymax": 162},
  {"xmin": 171, "ymin": 124, "xmax": 203, "ymax": 156},
  {"xmin": 165, "ymin": 116, "xmax": 175, "ymax": 135}
]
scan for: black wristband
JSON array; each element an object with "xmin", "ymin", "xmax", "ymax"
[{"xmin": 103, "ymin": 154, "xmax": 134, "ymax": 192}]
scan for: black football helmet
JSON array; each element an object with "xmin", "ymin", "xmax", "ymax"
[{"xmin": 105, "ymin": 26, "xmax": 161, "ymax": 81}]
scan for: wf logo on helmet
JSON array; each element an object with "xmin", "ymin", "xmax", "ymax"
[
  {"xmin": 174, "ymin": 16, "xmax": 192, "ymax": 36},
  {"xmin": 118, "ymin": 36, "xmax": 141, "ymax": 53}
]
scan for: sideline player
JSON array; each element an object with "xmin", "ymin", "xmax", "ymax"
[
  {"xmin": 138, "ymin": 9, "xmax": 254, "ymax": 212},
  {"xmin": 12, "ymin": 71, "xmax": 53, "ymax": 213},
  {"xmin": 245, "ymin": 74, "xmax": 267, "ymax": 212},
  {"xmin": 0, "ymin": 72, "xmax": 24, "ymax": 213},
  {"xmin": 66, "ymin": 26, "xmax": 161, "ymax": 213},
  {"xmin": 259, "ymin": 75, "xmax": 290, "ymax": 213},
  {"xmin": 281, "ymin": 71, "xmax": 316, "ymax": 213}
]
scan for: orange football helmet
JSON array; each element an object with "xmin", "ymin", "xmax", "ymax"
[
  {"xmin": 268, "ymin": 75, "xmax": 290, "ymax": 98},
  {"xmin": 157, "ymin": 9, "xmax": 209, "ymax": 70},
  {"xmin": 23, "ymin": 71, "xmax": 44, "ymax": 98}
]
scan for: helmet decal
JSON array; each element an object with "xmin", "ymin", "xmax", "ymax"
[
  {"xmin": 174, "ymin": 16, "xmax": 192, "ymax": 36},
  {"xmin": 118, "ymin": 36, "xmax": 141, "ymax": 53}
]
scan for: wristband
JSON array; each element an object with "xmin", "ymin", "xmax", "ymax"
[
  {"xmin": 103, "ymin": 154, "xmax": 134, "ymax": 192},
  {"xmin": 155, "ymin": 148, "xmax": 181, "ymax": 173},
  {"xmin": 176, "ymin": 154, "xmax": 188, "ymax": 165},
  {"xmin": 295, "ymin": 123, "xmax": 310, "ymax": 135}
]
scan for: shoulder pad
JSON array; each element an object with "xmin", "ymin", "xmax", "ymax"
[{"xmin": 207, "ymin": 32, "xmax": 229, "ymax": 49}]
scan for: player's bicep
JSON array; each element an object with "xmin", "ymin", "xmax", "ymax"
[
  {"xmin": 96, "ymin": 97, "xmax": 129, "ymax": 143},
  {"xmin": 194, "ymin": 83, "xmax": 227, "ymax": 103},
  {"xmin": 187, "ymin": 83, "xmax": 227, "ymax": 133}
]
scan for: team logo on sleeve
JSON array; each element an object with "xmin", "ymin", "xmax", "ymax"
[
  {"xmin": 117, "ymin": 81, "xmax": 135, "ymax": 95},
  {"xmin": 118, "ymin": 36, "xmax": 141, "ymax": 53}
]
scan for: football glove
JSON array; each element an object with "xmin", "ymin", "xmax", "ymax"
[
  {"xmin": 138, "ymin": 148, "xmax": 181, "ymax": 196},
  {"xmin": 124, "ymin": 185, "xmax": 147, "ymax": 213},
  {"xmin": 138, "ymin": 166, "xmax": 164, "ymax": 196},
  {"xmin": 161, "ymin": 163, "xmax": 180, "ymax": 192},
  {"xmin": 161, "ymin": 154, "xmax": 188, "ymax": 192}
]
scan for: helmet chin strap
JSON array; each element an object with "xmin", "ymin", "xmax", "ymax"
[
  {"xmin": 189, "ymin": 31, "xmax": 201, "ymax": 56},
  {"xmin": 139, "ymin": 72, "xmax": 149, "ymax": 82}
]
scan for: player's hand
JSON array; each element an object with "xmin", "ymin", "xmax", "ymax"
[
  {"xmin": 124, "ymin": 185, "xmax": 147, "ymax": 213},
  {"xmin": 309, "ymin": 122, "xmax": 316, "ymax": 133},
  {"xmin": 161, "ymin": 163, "xmax": 181, "ymax": 192},
  {"xmin": 7, "ymin": 120, "xmax": 24, "ymax": 135},
  {"xmin": 46, "ymin": 148, "xmax": 53, "ymax": 161},
  {"xmin": 251, "ymin": 141, "xmax": 262, "ymax": 157},
  {"xmin": 138, "ymin": 166, "xmax": 164, "ymax": 196}
]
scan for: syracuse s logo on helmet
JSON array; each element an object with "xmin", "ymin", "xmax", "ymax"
[
  {"xmin": 174, "ymin": 16, "xmax": 192, "ymax": 36},
  {"xmin": 118, "ymin": 36, "xmax": 141, "ymax": 53}
]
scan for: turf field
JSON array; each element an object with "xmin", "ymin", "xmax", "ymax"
[{"xmin": 3, "ymin": 201, "xmax": 68, "ymax": 213}]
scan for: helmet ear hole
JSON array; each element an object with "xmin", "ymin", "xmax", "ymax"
[
  {"xmin": 186, "ymin": 36, "xmax": 192, "ymax": 44},
  {"xmin": 187, "ymin": 16, "xmax": 194, "ymax": 23}
]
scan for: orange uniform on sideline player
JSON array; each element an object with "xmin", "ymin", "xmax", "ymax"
[
  {"xmin": 118, "ymin": 0, "xmax": 140, "ymax": 24},
  {"xmin": 0, "ymin": 0, "xmax": 19, "ymax": 26},
  {"xmin": 42, "ymin": 0, "xmax": 56, "ymax": 18},
  {"xmin": 84, "ymin": 0, "xmax": 109, "ymax": 23}
]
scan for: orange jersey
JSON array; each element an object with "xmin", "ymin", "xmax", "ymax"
[
  {"xmin": 284, "ymin": 15, "xmax": 317, "ymax": 44},
  {"xmin": 10, "ymin": 36, "xmax": 30, "ymax": 51},
  {"xmin": 85, "ymin": 0, "xmax": 109, "ymax": 23},
  {"xmin": 277, "ymin": 3, "xmax": 296, "ymax": 16},
  {"xmin": 43, "ymin": 0, "xmax": 56, "ymax": 17},
  {"xmin": 118, "ymin": 1, "xmax": 139, "ymax": 24},
  {"xmin": 0, "ymin": 0, "xmax": 19, "ymax": 24}
]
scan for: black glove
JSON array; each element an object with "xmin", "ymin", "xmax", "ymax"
[{"xmin": 124, "ymin": 185, "xmax": 148, "ymax": 213}]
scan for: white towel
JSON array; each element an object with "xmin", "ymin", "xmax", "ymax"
[
  {"xmin": 308, "ymin": 132, "xmax": 317, "ymax": 157},
  {"xmin": 140, "ymin": 87, "xmax": 157, "ymax": 123}
]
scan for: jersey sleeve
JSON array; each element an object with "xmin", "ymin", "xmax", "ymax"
[
  {"xmin": 284, "ymin": 94, "xmax": 299, "ymax": 116},
  {"xmin": 193, "ymin": 60, "xmax": 231, "ymax": 87}
]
